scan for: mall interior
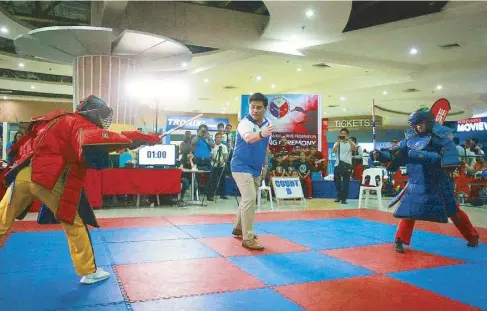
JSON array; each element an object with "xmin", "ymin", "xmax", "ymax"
[{"xmin": 1, "ymin": 1, "xmax": 487, "ymax": 310}]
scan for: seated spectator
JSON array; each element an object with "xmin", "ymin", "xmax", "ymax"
[
  {"xmin": 6, "ymin": 130, "xmax": 24, "ymax": 162},
  {"xmin": 307, "ymin": 145, "xmax": 327, "ymax": 176},
  {"xmin": 295, "ymin": 151, "xmax": 312, "ymax": 199},
  {"xmin": 179, "ymin": 151, "xmax": 197, "ymax": 199},
  {"xmin": 271, "ymin": 153, "xmax": 287, "ymax": 177}
]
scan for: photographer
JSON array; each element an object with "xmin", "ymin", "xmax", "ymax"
[
  {"xmin": 192, "ymin": 124, "xmax": 215, "ymax": 171},
  {"xmin": 332, "ymin": 128, "xmax": 356, "ymax": 204}
]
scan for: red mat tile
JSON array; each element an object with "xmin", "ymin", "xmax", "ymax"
[
  {"xmin": 199, "ymin": 234, "xmax": 310, "ymax": 257},
  {"xmin": 275, "ymin": 275, "xmax": 480, "ymax": 311},
  {"xmin": 116, "ymin": 258, "xmax": 264, "ymax": 301},
  {"xmin": 11, "ymin": 221, "xmax": 62, "ymax": 232},
  {"xmin": 165, "ymin": 214, "xmax": 235, "ymax": 225},
  {"xmin": 96, "ymin": 217, "xmax": 172, "ymax": 228},
  {"xmin": 323, "ymin": 244, "xmax": 463, "ymax": 273}
]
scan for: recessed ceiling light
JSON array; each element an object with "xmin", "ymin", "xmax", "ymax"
[
  {"xmin": 203, "ymin": 78, "xmax": 209, "ymax": 83},
  {"xmin": 305, "ymin": 9, "xmax": 314, "ymax": 18},
  {"xmin": 271, "ymin": 84, "xmax": 276, "ymax": 89},
  {"xmin": 342, "ymin": 108, "xmax": 347, "ymax": 111},
  {"xmin": 256, "ymin": 75, "xmax": 262, "ymax": 81},
  {"xmin": 297, "ymin": 68, "xmax": 302, "ymax": 72},
  {"xmin": 18, "ymin": 62, "xmax": 25, "ymax": 68},
  {"xmin": 225, "ymin": 102, "xmax": 229, "ymax": 106},
  {"xmin": 249, "ymin": 92, "xmax": 253, "ymax": 95},
  {"xmin": 234, "ymin": 97, "xmax": 238, "ymax": 100},
  {"xmin": 340, "ymin": 96, "xmax": 346, "ymax": 101},
  {"xmin": 323, "ymin": 112, "xmax": 327, "ymax": 115},
  {"xmin": 3, "ymin": 96, "xmax": 7, "ymax": 100},
  {"xmin": 0, "ymin": 27, "xmax": 8, "ymax": 34},
  {"xmin": 383, "ymin": 91, "xmax": 388, "ymax": 95},
  {"xmin": 409, "ymin": 47, "xmax": 418, "ymax": 55},
  {"xmin": 31, "ymin": 85, "xmax": 36, "ymax": 89},
  {"xmin": 181, "ymin": 62, "xmax": 187, "ymax": 67},
  {"xmin": 436, "ymin": 85, "xmax": 443, "ymax": 90}
]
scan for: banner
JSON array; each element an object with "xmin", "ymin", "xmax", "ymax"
[
  {"xmin": 241, "ymin": 94, "xmax": 321, "ymax": 150},
  {"xmin": 166, "ymin": 116, "xmax": 229, "ymax": 131},
  {"xmin": 430, "ymin": 98, "xmax": 451, "ymax": 125},
  {"xmin": 271, "ymin": 177, "xmax": 304, "ymax": 199},
  {"xmin": 321, "ymin": 118, "xmax": 328, "ymax": 156}
]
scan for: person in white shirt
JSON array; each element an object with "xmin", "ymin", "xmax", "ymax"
[
  {"xmin": 208, "ymin": 132, "xmax": 229, "ymax": 201},
  {"xmin": 331, "ymin": 128, "xmax": 356, "ymax": 204}
]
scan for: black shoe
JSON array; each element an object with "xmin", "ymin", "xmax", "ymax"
[
  {"xmin": 394, "ymin": 239, "xmax": 405, "ymax": 253},
  {"xmin": 220, "ymin": 196, "xmax": 229, "ymax": 200},
  {"xmin": 340, "ymin": 200, "xmax": 347, "ymax": 204},
  {"xmin": 207, "ymin": 196, "xmax": 215, "ymax": 201},
  {"xmin": 467, "ymin": 234, "xmax": 479, "ymax": 247},
  {"xmin": 334, "ymin": 198, "xmax": 340, "ymax": 202}
]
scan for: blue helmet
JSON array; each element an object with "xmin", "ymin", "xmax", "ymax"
[{"xmin": 408, "ymin": 107, "xmax": 434, "ymax": 133}]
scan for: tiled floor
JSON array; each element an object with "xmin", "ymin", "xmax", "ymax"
[{"xmin": 2, "ymin": 199, "xmax": 487, "ymax": 310}]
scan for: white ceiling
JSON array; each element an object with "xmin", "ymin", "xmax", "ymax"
[{"xmin": 1, "ymin": 1, "xmax": 487, "ymax": 126}]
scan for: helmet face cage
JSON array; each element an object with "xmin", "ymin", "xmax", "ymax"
[
  {"xmin": 408, "ymin": 108, "xmax": 434, "ymax": 134},
  {"xmin": 101, "ymin": 109, "xmax": 113, "ymax": 129},
  {"xmin": 77, "ymin": 95, "xmax": 113, "ymax": 129}
]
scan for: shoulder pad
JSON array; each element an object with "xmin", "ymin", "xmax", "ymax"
[
  {"xmin": 31, "ymin": 110, "xmax": 70, "ymax": 122},
  {"xmin": 432, "ymin": 123, "xmax": 453, "ymax": 138},
  {"xmin": 405, "ymin": 128, "xmax": 416, "ymax": 140}
]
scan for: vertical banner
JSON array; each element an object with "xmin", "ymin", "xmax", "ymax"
[
  {"xmin": 321, "ymin": 118, "xmax": 328, "ymax": 158},
  {"xmin": 241, "ymin": 94, "xmax": 321, "ymax": 150}
]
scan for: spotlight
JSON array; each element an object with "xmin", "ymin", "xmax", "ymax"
[
  {"xmin": 271, "ymin": 84, "xmax": 276, "ymax": 89},
  {"xmin": 383, "ymin": 91, "xmax": 388, "ymax": 95},
  {"xmin": 181, "ymin": 62, "xmax": 187, "ymax": 67},
  {"xmin": 204, "ymin": 78, "xmax": 209, "ymax": 83},
  {"xmin": 18, "ymin": 63, "xmax": 25, "ymax": 68},
  {"xmin": 306, "ymin": 10, "xmax": 314, "ymax": 18},
  {"xmin": 297, "ymin": 68, "xmax": 302, "ymax": 72},
  {"xmin": 31, "ymin": 85, "xmax": 36, "ymax": 89},
  {"xmin": 340, "ymin": 96, "xmax": 346, "ymax": 101},
  {"xmin": 0, "ymin": 27, "xmax": 8, "ymax": 34},
  {"xmin": 436, "ymin": 85, "xmax": 443, "ymax": 90},
  {"xmin": 409, "ymin": 47, "xmax": 418, "ymax": 55},
  {"xmin": 256, "ymin": 75, "xmax": 262, "ymax": 81}
]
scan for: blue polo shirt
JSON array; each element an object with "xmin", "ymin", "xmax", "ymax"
[
  {"xmin": 231, "ymin": 114, "xmax": 270, "ymax": 177},
  {"xmin": 194, "ymin": 136, "xmax": 213, "ymax": 159}
]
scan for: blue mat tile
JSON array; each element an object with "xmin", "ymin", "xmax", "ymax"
[
  {"xmin": 278, "ymin": 230, "xmax": 385, "ymax": 250},
  {"xmin": 255, "ymin": 221, "xmax": 318, "ymax": 234},
  {"xmin": 0, "ymin": 243, "xmax": 110, "ymax": 274},
  {"xmin": 410, "ymin": 230, "xmax": 459, "ymax": 243},
  {"xmin": 56, "ymin": 303, "xmax": 129, "ymax": 310},
  {"xmin": 339, "ymin": 224, "xmax": 398, "ymax": 243},
  {"xmin": 389, "ymin": 263, "xmax": 487, "ymax": 310},
  {"xmin": 0, "ymin": 265, "xmax": 123, "ymax": 311},
  {"xmin": 179, "ymin": 224, "xmax": 265, "ymax": 238},
  {"xmin": 99, "ymin": 226, "xmax": 190, "ymax": 243},
  {"xmin": 409, "ymin": 236, "xmax": 487, "ymax": 263},
  {"xmin": 132, "ymin": 289, "xmax": 304, "ymax": 311},
  {"xmin": 228, "ymin": 251, "xmax": 373, "ymax": 286},
  {"xmin": 2, "ymin": 230, "xmax": 102, "ymax": 250},
  {"xmin": 107, "ymin": 239, "xmax": 219, "ymax": 265}
]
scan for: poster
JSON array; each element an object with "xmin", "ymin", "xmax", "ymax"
[{"xmin": 240, "ymin": 94, "xmax": 321, "ymax": 150}]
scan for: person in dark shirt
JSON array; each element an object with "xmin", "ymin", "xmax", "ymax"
[
  {"xmin": 271, "ymin": 153, "xmax": 287, "ymax": 177},
  {"xmin": 295, "ymin": 151, "xmax": 312, "ymax": 198},
  {"xmin": 307, "ymin": 145, "xmax": 327, "ymax": 176},
  {"xmin": 179, "ymin": 151, "xmax": 196, "ymax": 199}
]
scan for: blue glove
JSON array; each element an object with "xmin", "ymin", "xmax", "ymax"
[
  {"xmin": 408, "ymin": 149, "xmax": 441, "ymax": 164},
  {"xmin": 481, "ymin": 169, "xmax": 487, "ymax": 180}
]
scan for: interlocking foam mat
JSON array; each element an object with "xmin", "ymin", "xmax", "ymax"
[{"xmin": 1, "ymin": 209, "xmax": 486, "ymax": 311}]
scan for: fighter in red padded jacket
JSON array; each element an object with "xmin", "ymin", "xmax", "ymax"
[{"xmin": 0, "ymin": 95, "xmax": 131, "ymax": 284}]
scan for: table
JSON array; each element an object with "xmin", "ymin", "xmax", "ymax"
[
  {"xmin": 29, "ymin": 168, "xmax": 182, "ymax": 212},
  {"xmin": 182, "ymin": 169, "xmax": 211, "ymax": 206}
]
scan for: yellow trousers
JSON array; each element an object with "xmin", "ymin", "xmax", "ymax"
[{"xmin": 0, "ymin": 166, "xmax": 96, "ymax": 276}]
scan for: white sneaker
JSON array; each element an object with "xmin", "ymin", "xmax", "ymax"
[{"xmin": 80, "ymin": 267, "xmax": 110, "ymax": 285}]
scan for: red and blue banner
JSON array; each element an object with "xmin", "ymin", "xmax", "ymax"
[{"xmin": 240, "ymin": 94, "xmax": 322, "ymax": 150}]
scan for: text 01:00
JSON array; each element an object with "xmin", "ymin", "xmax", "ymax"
[{"xmin": 147, "ymin": 151, "xmax": 167, "ymax": 159}]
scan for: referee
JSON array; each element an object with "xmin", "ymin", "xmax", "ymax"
[{"xmin": 231, "ymin": 92, "xmax": 274, "ymax": 250}]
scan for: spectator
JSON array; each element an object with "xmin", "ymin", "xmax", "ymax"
[
  {"xmin": 350, "ymin": 137, "xmax": 364, "ymax": 181},
  {"xmin": 307, "ymin": 145, "xmax": 327, "ymax": 176},
  {"xmin": 6, "ymin": 130, "xmax": 24, "ymax": 163},
  {"xmin": 192, "ymin": 124, "xmax": 214, "ymax": 170},
  {"xmin": 208, "ymin": 132, "xmax": 229, "ymax": 201},
  {"xmin": 270, "ymin": 153, "xmax": 287, "ymax": 177},
  {"xmin": 295, "ymin": 151, "xmax": 312, "ymax": 199},
  {"xmin": 332, "ymin": 128, "xmax": 356, "ymax": 204},
  {"xmin": 179, "ymin": 131, "xmax": 193, "ymax": 157}
]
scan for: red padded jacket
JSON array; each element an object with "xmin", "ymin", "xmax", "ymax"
[{"xmin": 4, "ymin": 110, "xmax": 131, "ymax": 224}]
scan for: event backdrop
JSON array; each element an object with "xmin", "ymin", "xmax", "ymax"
[{"xmin": 240, "ymin": 94, "xmax": 321, "ymax": 150}]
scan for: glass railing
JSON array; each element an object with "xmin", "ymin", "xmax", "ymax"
[{"xmin": 0, "ymin": 68, "xmax": 72, "ymax": 84}]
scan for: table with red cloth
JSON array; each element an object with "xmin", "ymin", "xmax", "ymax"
[{"xmin": 29, "ymin": 168, "xmax": 182, "ymax": 211}]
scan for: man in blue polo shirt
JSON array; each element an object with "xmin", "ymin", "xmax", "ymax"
[{"xmin": 231, "ymin": 92, "xmax": 274, "ymax": 250}]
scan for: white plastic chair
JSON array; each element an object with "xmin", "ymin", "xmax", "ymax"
[
  {"xmin": 358, "ymin": 168, "xmax": 384, "ymax": 210},
  {"xmin": 257, "ymin": 179, "xmax": 274, "ymax": 211}
]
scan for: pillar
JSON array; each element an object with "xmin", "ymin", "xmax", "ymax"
[{"xmin": 73, "ymin": 55, "xmax": 138, "ymax": 130}]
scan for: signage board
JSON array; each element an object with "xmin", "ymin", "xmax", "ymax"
[
  {"xmin": 138, "ymin": 144, "xmax": 176, "ymax": 166},
  {"xmin": 271, "ymin": 177, "xmax": 304, "ymax": 199},
  {"xmin": 327, "ymin": 115, "xmax": 383, "ymax": 130},
  {"xmin": 455, "ymin": 118, "xmax": 487, "ymax": 132},
  {"xmin": 166, "ymin": 116, "xmax": 229, "ymax": 131}
]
